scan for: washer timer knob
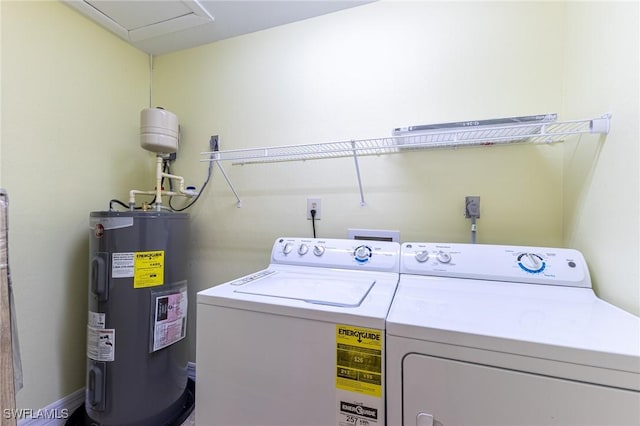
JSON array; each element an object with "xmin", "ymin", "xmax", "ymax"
[
  {"xmin": 298, "ymin": 244, "xmax": 309, "ymax": 255},
  {"xmin": 436, "ymin": 251, "xmax": 452, "ymax": 264},
  {"xmin": 518, "ymin": 253, "xmax": 546, "ymax": 274},
  {"xmin": 415, "ymin": 250, "xmax": 430, "ymax": 263},
  {"xmin": 313, "ymin": 245, "xmax": 325, "ymax": 256},
  {"xmin": 283, "ymin": 242, "xmax": 294, "ymax": 255},
  {"xmin": 354, "ymin": 245, "xmax": 372, "ymax": 263}
]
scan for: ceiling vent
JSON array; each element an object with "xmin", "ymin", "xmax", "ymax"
[{"xmin": 65, "ymin": 0, "xmax": 214, "ymax": 42}]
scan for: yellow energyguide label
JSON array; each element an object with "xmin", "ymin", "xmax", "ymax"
[
  {"xmin": 336, "ymin": 324, "xmax": 383, "ymax": 397},
  {"xmin": 134, "ymin": 250, "xmax": 164, "ymax": 288}
]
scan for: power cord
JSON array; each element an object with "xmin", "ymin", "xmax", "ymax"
[
  {"xmin": 169, "ymin": 137, "xmax": 215, "ymax": 212},
  {"xmin": 310, "ymin": 209, "xmax": 317, "ymax": 238}
]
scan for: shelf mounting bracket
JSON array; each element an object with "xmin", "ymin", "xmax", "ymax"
[
  {"xmin": 212, "ymin": 145, "xmax": 242, "ymax": 207},
  {"xmin": 351, "ymin": 140, "xmax": 366, "ymax": 206}
]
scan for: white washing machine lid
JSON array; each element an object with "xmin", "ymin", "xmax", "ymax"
[
  {"xmin": 386, "ymin": 275, "xmax": 640, "ymax": 374},
  {"xmin": 233, "ymin": 272, "xmax": 375, "ymax": 307},
  {"xmin": 198, "ymin": 265, "xmax": 399, "ymax": 328}
]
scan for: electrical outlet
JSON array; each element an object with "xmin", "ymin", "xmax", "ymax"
[
  {"xmin": 307, "ymin": 198, "xmax": 322, "ymax": 220},
  {"xmin": 465, "ymin": 196, "xmax": 480, "ymax": 218},
  {"xmin": 209, "ymin": 135, "xmax": 219, "ymax": 151}
]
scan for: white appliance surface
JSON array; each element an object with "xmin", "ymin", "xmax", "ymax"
[
  {"xmin": 198, "ymin": 264, "xmax": 398, "ymax": 324},
  {"xmin": 232, "ymin": 271, "xmax": 375, "ymax": 306},
  {"xmin": 387, "ymin": 242, "xmax": 640, "ymax": 426},
  {"xmin": 196, "ymin": 237, "xmax": 400, "ymax": 426}
]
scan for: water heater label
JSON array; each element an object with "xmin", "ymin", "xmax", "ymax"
[
  {"xmin": 112, "ymin": 252, "xmax": 134, "ymax": 278},
  {"xmin": 151, "ymin": 287, "xmax": 187, "ymax": 352},
  {"xmin": 88, "ymin": 311, "xmax": 105, "ymax": 329},
  {"xmin": 134, "ymin": 251, "xmax": 164, "ymax": 288},
  {"xmin": 87, "ymin": 326, "xmax": 115, "ymax": 362}
]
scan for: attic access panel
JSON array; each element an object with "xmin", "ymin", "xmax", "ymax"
[{"xmin": 67, "ymin": 0, "xmax": 214, "ymax": 42}]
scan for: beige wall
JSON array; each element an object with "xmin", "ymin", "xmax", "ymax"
[
  {"xmin": 0, "ymin": 1, "xmax": 3, "ymax": 185},
  {"xmin": 562, "ymin": 2, "xmax": 639, "ymax": 315},
  {"xmin": 153, "ymin": 1, "xmax": 572, "ymax": 360},
  {"xmin": 1, "ymin": 1, "xmax": 150, "ymax": 411},
  {"xmin": 1, "ymin": 0, "xmax": 637, "ymax": 414}
]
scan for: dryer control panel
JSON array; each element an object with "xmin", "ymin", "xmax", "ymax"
[
  {"xmin": 401, "ymin": 242, "xmax": 590, "ymax": 288},
  {"xmin": 272, "ymin": 237, "xmax": 400, "ymax": 272}
]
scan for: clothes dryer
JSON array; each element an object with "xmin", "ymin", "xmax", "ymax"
[
  {"xmin": 196, "ymin": 237, "xmax": 400, "ymax": 426},
  {"xmin": 387, "ymin": 242, "xmax": 640, "ymax": 426}
]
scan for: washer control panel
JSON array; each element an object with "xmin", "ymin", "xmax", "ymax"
[
  {"xmin": 401, "ymin": 242, "xmax": 590, "ymax": 288},
  {"xmin": 272, "ymin": 237, "xmax": 400, "ymax": 272}
]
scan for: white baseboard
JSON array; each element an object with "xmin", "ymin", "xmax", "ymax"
[
  {"xmin": 17, "ymin": 388, "xmax": 84, "ymax": 426},
  {"xmin": 15, "ymin": 362, "xmax": 195, "ymax": 425}
]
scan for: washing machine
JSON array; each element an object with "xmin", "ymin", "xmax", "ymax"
[
  {"xmin": 386, "ymin": 242, "xmax": 640, "ymax": 426},
  {"xmin": 196, "ymin": 237, "xmax": 401, "ymax": 426}
]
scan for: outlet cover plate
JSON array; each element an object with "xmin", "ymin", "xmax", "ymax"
[{"xmin": 307, "ymin": 198, "xmax": 321, "ymax": 220}]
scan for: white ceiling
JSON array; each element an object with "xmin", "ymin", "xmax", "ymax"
[{"xmin": 64, "ymin": 0, "xmax": 375, "ymax": 55}]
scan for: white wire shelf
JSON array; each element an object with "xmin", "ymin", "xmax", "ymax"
[
  {"xmin": 202, "ymin": 114, "xmax": 610, "ymax": 207},
  {"xmin": 202, "ymin": 114, "xmax": 610, "ymax": 166}
]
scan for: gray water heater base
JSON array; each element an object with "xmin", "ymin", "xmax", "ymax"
[
  {"xmin": 85, "ymin": 211, "xmax": 190, "ymax": 425},
  {"xmin": 66, "ymin": 378, "xmax": 195, "ymax": 426}
]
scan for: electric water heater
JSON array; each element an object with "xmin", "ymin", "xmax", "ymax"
[{"xmin": 85, "ymin": 211, "xmax": 190, "ymax": 425}]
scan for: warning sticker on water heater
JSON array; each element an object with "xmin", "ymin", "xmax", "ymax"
[
  {"xmin": 336, "ymin": 325, "xmax": 383, "ymax": 397},
  {"xmin": 87, "ymin": 326, "xmax": 115, "ymax": 362},
  {"xmin": 152, "ymin": 288, "xmax": 187, "ymax": 352},
  {"xmin": 134, "ymin": 251, "xmax": 164, "ymax": 288},
  {"xmin": 88, "ymin": 311, "xmax": 105, "ymax": 329}
]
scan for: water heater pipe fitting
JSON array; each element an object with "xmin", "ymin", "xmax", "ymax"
[{"xmin": 128, "ymin": 155, "xmax": 197, "ymax": 210}]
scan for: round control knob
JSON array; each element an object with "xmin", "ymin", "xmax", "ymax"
[
  {"xmin": 283, "ymin": 242, "xmax": 293, "ymax": 255},
  {"xmin": 518, "ymin": 253, "xmax": 545, "ymax": 273},
  {"xmin": 436, "ymin": 251, "xmax": 452, "ymax": 264},
  {"xmin": 415, "ymin": 250, "xmax": 430, "ymax": 263},
  {"xmin": 313, "ymin": 245, "xmax": 325, "ymax": 256},
  {"xmin": 298, "ymin": 244, "xmax": 309, "ymax": 255},
  {"xmin": 354, "ymin": 245, "xmax": 372, "ymax": 263}
]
